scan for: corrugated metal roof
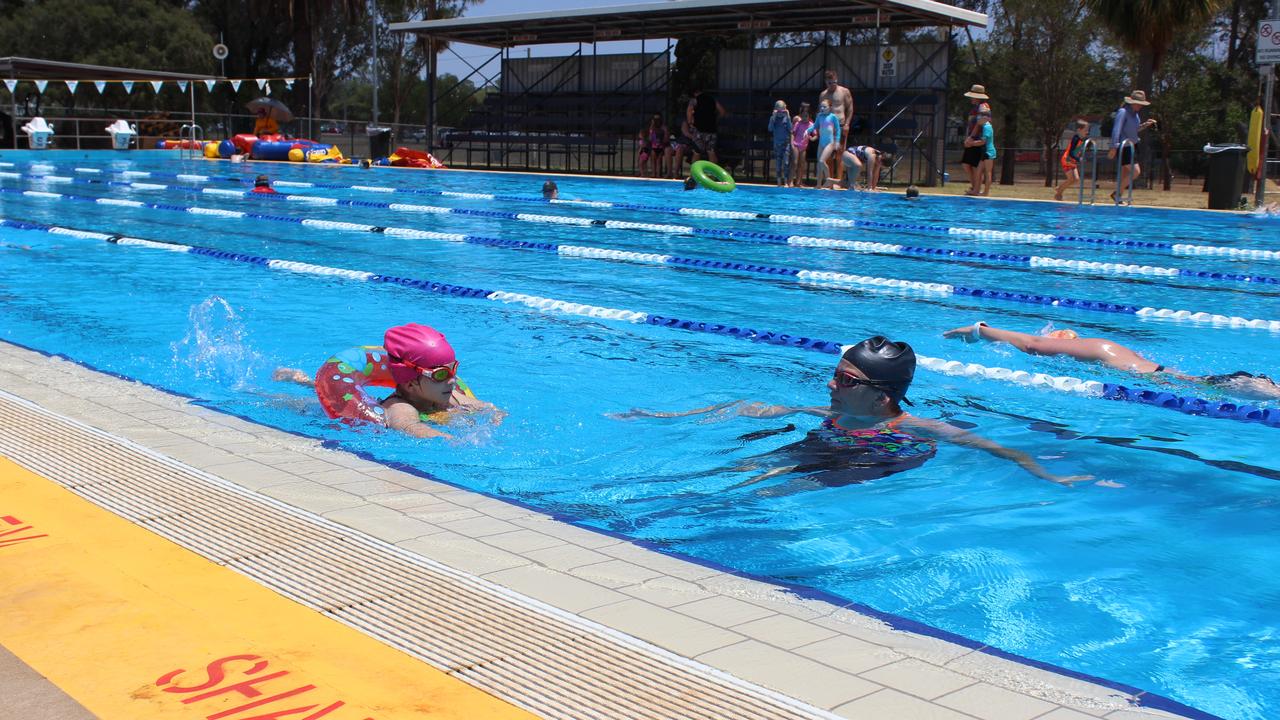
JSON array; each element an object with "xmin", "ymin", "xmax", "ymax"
[{"xmin": 389, "ymin": 0, "xmax": 986, "ymax": 48}]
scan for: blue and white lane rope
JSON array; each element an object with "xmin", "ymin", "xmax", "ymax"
[
  {"xmin": 4, "ymin": 214, "xmax": 1277, "ymax": 431},
  {"xmin": 5, "ymin": 160, "xmax": 1280, "ymax": 262},
  {"xmin": 4, "ymin": 181, "xmax": 1279, "ymax": 332},
  {"xmin": 6, "ymin": 170, "xmax": 1280, "ymax": 293}
]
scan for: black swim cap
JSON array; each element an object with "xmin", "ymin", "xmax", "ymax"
[{"xmin": 841, "ymin": 336, "xmax": 916, "ymax": 404}]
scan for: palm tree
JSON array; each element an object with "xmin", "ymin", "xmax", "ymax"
[{"xmin": 1082, "ymin": 0, "xmax": 1221, "ymax": 93}]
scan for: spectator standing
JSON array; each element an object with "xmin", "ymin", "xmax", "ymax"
[
  {"xmin": 687, "ymin": 88, "xmax": 727, "ymax": 164},
  {"xmin": 1109, "ymin": 90, "xmax": 1156, "ymax": 204},
  {"xmin": 963, "ymin": 113, "xmax": 995, "ymax": 196},
  {"xmin": 791, "ymin": 102, "xmax": 815, "ymax": 188},
  {"xmin": 637, "ymin": 114, "xmax": 668, "ymax": 178},
  {"xmin": 768, "ymin": 100, "xmax": 794, "ymax": 187},
  {"xmin": 818, "ymin": 70, "xmax": 854, "ymax": 183},
  {"xmin": 671, "ymin": 117, "xmax": 703, "ymax": 176},
  {"xmin": 960, "ymin": 84, "xmax": 991, "ymax": 195}
]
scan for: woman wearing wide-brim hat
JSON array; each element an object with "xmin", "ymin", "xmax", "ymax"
[
  {"xmin": 1109, "ymin": 90, "xmax": 1157, "ymax": 204},
  {"xmin": 961, "ymin": 85, "xmax": 992, "ymax": 195}
]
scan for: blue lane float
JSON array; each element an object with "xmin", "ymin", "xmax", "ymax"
[
  {"xmin": 3, "ymin": 178, "xmax": 1279, "ymax": 333},
  {"xmin": 7, "ymin": 159, "xmax": 1280, "ymax": 264},
  {"xmin": 2, "ymin": 214, "xmax": 1277, "ymax": 432}
]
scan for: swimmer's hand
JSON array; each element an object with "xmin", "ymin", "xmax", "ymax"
[
  {"xmin": 943, "ymin": 325, "xmax": 981, "ymax": 342},
  {"xmin": 272, "ymin": 367, "xmax": 314, "ymax": 386},
  {"xmin": 1047, "ymin": 473, "xmax": 1095, "ymax": 487}
]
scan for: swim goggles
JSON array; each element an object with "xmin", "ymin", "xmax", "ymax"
[
  {"xmin": 833, "ymin": 369, "xmax": 893, "ymax": 390},
  {"xmin": 391, "ymin": 354, "xmax": 459, "ymax": 382}
]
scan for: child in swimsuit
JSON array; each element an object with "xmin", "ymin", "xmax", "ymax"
[
  {"xmin": 791, "ymin": 103, "xmax": 814, "ymax": 188},
  {"xmin": 767, "ymin": 100, "xmax": 794, "ymax": 187},
  {"xmin": 1055, "ymin": 119, "xmax": 1090, "ymax": 201},
  {"xmin": 814, "ymin": 100, "xmax": 842, "ymax": 190}
]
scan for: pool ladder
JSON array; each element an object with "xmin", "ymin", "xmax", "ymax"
[
  {"xmin": 178, "ymin": 124, "xmax": 204, "ymax": 160},
  {"xmin": 1076, "ymin": 138, "xmax": 1135, "ymax": 207},
  {"xmin": 1113, "ymin": 138, "xmax": 1135, "ymax": 206},
  {"xmin": 1076, "ymin": 138, "xmax": 1100, "ymax": 206}
]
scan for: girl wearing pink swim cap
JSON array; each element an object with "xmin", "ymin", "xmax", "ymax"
[
  {"xmin": 274, "ymin": 323, "xmax": 502, "ymax": 439},
  {"xmin": 380, "ymin": 323, "xmax": 497, "ymax": 438}
]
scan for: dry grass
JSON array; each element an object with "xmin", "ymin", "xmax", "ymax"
[{"xmin": 906, "ymin": 174, "xmax": 1280, "ymax": 212}]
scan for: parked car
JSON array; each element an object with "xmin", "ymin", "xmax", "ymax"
[
  {"xmin": 406, "ymin": 127, "xmax": 427, "ymax": 142},
  {"xmin": 320, "ymin": 123, "xmax": 346, "ymax": 134}
]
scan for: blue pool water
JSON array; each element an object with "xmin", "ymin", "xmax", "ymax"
[{"xmin": 3, "ymin": 150, "xmax": 1279, "ymax": 719}]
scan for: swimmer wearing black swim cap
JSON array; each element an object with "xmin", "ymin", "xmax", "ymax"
[{"xmin": 611, "ymin": 335, "xmax": 1090, "ymax": 486}]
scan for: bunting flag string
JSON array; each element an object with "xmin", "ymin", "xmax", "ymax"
[
  {"xmin": 65, "ymin": 80, "xmax": 78, "ymax": 93},
  {"xmin": 122, "ymin": 81, "xmax": 134, "ymax": 94},
  {"xmin": 178, "ymin": 80, "xmax": 188, "ymax": 92},
  {"xmin": 3, "ymin": 79, "xmax": 15, "ymax": 93},
  {"xmin": 150, "ymin": 80, "xmax": 163, "ymax": 93},
  {"xmin": 284, "ymin": 79, "xmax": 294, "ymax": 91},
  {"xmin": 34, "ymin": 80, "xmax": 48, "ymax": 93},
  {"xmin": 230, "ymin": 79, "xmax": 242, "ymax": 92},
  {"xmin": 94, "ymin": 81, "xmax": 106, "ymax": 93},
  {"xmin": 255, "ymin": 78, "xmax": 267, "ymax": 90},
  {"xmin": 204, "ymin": 79, "xmax": 216, "ymax": 91}
]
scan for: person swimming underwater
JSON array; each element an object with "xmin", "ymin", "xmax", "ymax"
[
  {"xmin": 613, "ymin": 336, "xmax": 1089, "ymax": 486},
  {"xmin": 275, "ymin": 323, "xmax": 502, "ymax": 439},
  {"xmin": 944, "ymin": 321, "xmax": 1280, "ymax": 401}
]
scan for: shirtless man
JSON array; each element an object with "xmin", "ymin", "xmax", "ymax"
[
  {"xmin": 944, "ymin": 321, "xmax": 1280, "ymax": 400},
  {"xmin": 818, "ymin": 70, "xmax": 854, "ymax": 182}
]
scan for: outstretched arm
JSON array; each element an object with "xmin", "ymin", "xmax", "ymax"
[
  {"xmin": 904, "ymin": 416, "xmax": 1091, "ymax": 486},
  {"xmin": 609, "ymin": 400, "xmax": 829, "ymax": 421},
  {"xmin": 943, "ymin": 323, "xmax": 1081, "ymax": 358}
]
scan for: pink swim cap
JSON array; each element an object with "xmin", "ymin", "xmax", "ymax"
[{"xmin": 383, "ymin": 323, "xmax": 455, "ymax": 385}]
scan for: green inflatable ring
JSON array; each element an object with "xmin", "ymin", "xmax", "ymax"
[{"xmin": 690, "ymin": 160, "xmax": 736, "ymax": 193}]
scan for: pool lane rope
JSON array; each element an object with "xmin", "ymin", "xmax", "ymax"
[
  {"xmin": 6, "ymin": 160, "xmax": 1280, "ymax": 263},
  {"xmin": 4, "ymin": 168, "xmax": 1277, "ymax": 289},
  {"xmin": 3, "ymin": 215, "xmax": 1278, "ymax": 431},
  {"xmin": 4, "ymin": 179, "xmax": 1279, "ymax": 332}
]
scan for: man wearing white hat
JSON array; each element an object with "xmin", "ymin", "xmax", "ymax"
[
  {"xmin": 961, "ymin": 84, "xmax": 991, "ymax": 195},
  {"xmin": 1109, "ymin": 90, "xmax": 1157, "ymax": 204}
]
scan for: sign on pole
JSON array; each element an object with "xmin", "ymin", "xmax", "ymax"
[
  {"xmin": 879, "ymin": 46, "xmax": 898, "ymax": 80},
  {"xmin": 1260, "ymin": 20, "xmax": 1280, "ymax": 65}
]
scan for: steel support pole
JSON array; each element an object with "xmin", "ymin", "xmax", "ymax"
[{"xmin": 427, "ymin": 36, "xmax": 436, "ymax": 153}]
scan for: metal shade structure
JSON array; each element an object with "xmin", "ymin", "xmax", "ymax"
[
  {"xmin": 0, "ymin": 56, "xmax": 211, "ymax": 82},
  {"xmin": 389, "ymin": 0, "xmax": 987, "ymax": 47}
]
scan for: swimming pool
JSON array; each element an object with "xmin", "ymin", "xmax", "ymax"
[{"xmin": 2, "ymin": 150, "xmax": 1278, "ymax": 719}]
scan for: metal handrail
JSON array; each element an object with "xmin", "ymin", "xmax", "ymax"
[
  {"xmin": 1078, "ymin": 138, "xmax": 1099, "ymax": 206},
  {"xmin": 1114, "ymin": 138, "xmax": 1135, "ymax": 206},
  {"xmin": 178, "ymin": 124, "xmax": 204, "ymax": 159}
]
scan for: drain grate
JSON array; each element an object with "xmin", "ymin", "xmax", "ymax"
[{"xmin": 0, "ymin": 391, "xmax": 839, "ymax": 720}]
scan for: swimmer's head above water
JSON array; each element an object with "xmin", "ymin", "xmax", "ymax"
[
  {"xmin": 384, "ymin": 323, "xmax": 459, "ymax": 405},
  {"xmin": 829, "ymin": 336, "xmax": 916, "ymax": 416}
]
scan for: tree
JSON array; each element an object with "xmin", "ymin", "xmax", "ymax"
[
  {"xmin": 1082, "ymin": 0, "xmax": 1220, "ymax": 103},
  {"xmin": 0, "ymin": 0, "xmax": 215, "ymax": 73}
]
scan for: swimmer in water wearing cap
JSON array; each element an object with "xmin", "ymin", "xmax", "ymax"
[
  {"xmin": 944, "ymin": 321, "xmax": 1280, "ymax": 401},
  {"xmin": 613, "ymin": 336, "xmax": 1090, "ymax": 486},
  {"xmin": 274, "ymin": 323, "xmax": 502, "ymax": 439}
]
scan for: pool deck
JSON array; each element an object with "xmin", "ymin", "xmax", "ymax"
[{"xmin": 0, "ymin": 337, "xmax": 1203, "ymax": 720}]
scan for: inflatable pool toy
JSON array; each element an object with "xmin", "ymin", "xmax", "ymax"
[
  {"xmin": 389, "ymin": 147, "xmax": 445, "ymax": 169},
  {"xmin": 313, "ymin": 345, "xmax": 473, "ymax": 425},
  {"xmin": 690, "ymin": 160, "xmax": 736, "ymax": 193},
  {"xmin": 1248, "ymin": 105, "xmax": 1264, "ymax": 176},
  {"xmin": 203, "ymin": 141, "xmax": 220, "ymax": 159},
  {"xmin": 217, "ymin": 139, "xmax": 236, "ymax": 158},
  {"xmin": 306, "ymin": 145, "xmax": 346, "ymax": 163},
  {"xmin": 314, "ymin": 346, "xmax": 399, "ymax": 425},
  {"xmin": 288, "ymin": 147, "xmax": 305, "ymax": 162}
]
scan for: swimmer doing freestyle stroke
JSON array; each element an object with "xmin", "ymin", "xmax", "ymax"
[
  {"xmin": 612, "ymin": 336, "xmax": 1092, "ymax": 487},
  {"xmin": 944, "ymin": 321, "xmax": 1280, "ymax": 401}
]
